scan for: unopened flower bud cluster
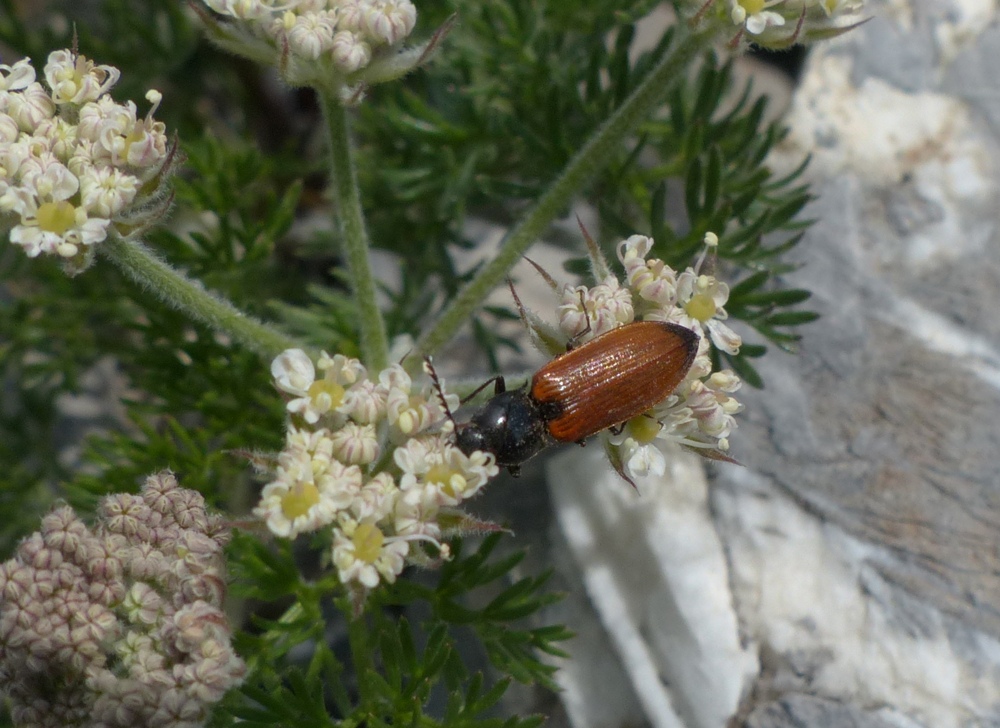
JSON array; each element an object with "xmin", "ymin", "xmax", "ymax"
[
  {"xmin": 553, "ymin": 233, "xmax": 743, "ymax": 481},
  {"xmin": 0, "ymin": 472, "xmax": 245, "ymax": 728},
  {"xmin": 260, "ymin": 350, "xmax": 498, "ymax": 595},
  {"xmin": 201, "ymin": 0, "xmax": 417, "ymax": 85},
  {"xmin": 695, "ymin": 0, "xmax": 865, "ymax": 47},
  {"xmin": 0, "ymin": 50, "xmax": 172, "ymax": 274}
]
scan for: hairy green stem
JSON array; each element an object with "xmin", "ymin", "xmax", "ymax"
[
  {"xmin": 416, "ymin": 25, "xmax": 713, "ymax": 356},
  {"xmin": 319, "ymin": 91, "xmax": 390, "ymax": 371},
  {"xmin": 100, "ymin": 233, "xmax": 299, "ymax": 358}
]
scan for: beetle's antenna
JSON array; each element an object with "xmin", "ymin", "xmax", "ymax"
[
  {"xmin": 423, "ymin": 356, "xmax": 458, "ymax": 429},
  {"xmin": 566, "ymin": 289, "xmax": 592, "ymax": 350}
]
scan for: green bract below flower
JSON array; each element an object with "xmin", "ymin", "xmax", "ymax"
[
  {"xmin": 0, "ymin": 50, "xmax": 176, "ymax": 275},
  {"xmin": 691, "ymin": 0, "xmax": 867, "ymax": 48}
]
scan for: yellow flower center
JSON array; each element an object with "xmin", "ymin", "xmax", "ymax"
[
  {"xmin": 36, "ymin": 201, "xmax": 77, "ymax": 235},
  {"xmin": 426, "ymin": 463, "xmax": 465, "ymax": 498},
  {"xmin": 123, "ymin": 126, "xmax": 146, "ymax": 156},
  {"xmin": 629, "ymin": 415, "xmax": 662, "ymax": 444},
  {"xmin": 352, "ymin": 522, "xmax": 384, "ymax": 564},
  {"xmin": 739, "ymin": 0, "xmax": 766, "ymax": 13},
  {"xmin": 425, "ymin": 463, "xmax": 450, "ymax": 485},
  {"xmin": 308, "ymin": 379, "xmax": 346, "ymax": 408},
  {"xmin": 685, "ymin": 293, "xmax": 717, "ymax": 322},
  {"xmin": 280, "ymin": 482, "xmax": 320, "ymax": 519}
]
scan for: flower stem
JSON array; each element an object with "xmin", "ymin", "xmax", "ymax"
[
  {"xmin": 319, "ymin": 90, "xmax": 390, "ymax": 372},
  {"xmin": 416, "ymin": 25, "xmax": 713, "ymax": 356},
  {"xmin": 100, "ymin": 233, "xmax": 299, "ymax": 358}
]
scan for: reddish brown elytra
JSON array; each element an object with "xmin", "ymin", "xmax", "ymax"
[
  {"xmin": 442, "ymin": 321, "xmax": 699, "ymax": 475},
  {"xmin": 532, "ymin": 320, "xmax": 698, "ymax": 442}
]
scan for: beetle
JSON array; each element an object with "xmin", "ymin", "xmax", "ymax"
[{"xmin": 429, "ymin": 320, "xmax": 700, "ymax": 475}]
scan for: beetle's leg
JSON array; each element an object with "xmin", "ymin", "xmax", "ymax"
[
  {"xmin": 494, "ymin": 375, "xmax": 506, "ymax": 394},
  {"xmin": 609, "ymin": 422, "xmax": 627, "ymax": 436},
  {"xmin": 507, "ymin": 464, "xmax": 521, "ymax": 478},
  {"xmin": 575, "ymin": 438, "xmax": 586, "ymax": 448},
  {"xmin": 460, "ymin": 375, "xmax": 504, "ymax": 405}
]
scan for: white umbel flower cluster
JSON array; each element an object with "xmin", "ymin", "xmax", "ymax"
[
  {"xmin": 0, "ymin": 472, "xmax": 245, "ymax": 728},
  {"xmin": 692, "ymin": 0, "xmax": 866, "ymax": 47},
  {"xmin": 199, "ymin": 0, "xmax": 418, "ymax": 89},
  {"xmin": 546, "ymin": 233, "xmax": 744, "ymax": 483},
  {"xmin": 0, "ymin": 50, "xmax": 173, "ymax": 274},
  {"xmin": 258, "ymin": 350, "xmax": 498, "ymax": 600}
]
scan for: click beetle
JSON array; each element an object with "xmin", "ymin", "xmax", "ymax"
[{"xmin": 431, "ymin": 320, "xmax": 700, "ymax": 474}]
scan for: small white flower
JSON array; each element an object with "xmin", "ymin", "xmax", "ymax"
[
  {"xmin": 382, "ymin": 364, "xmax": 455, "ymax": 436},
  {"xmin": 282, "ymin": 11, "xmax": 337, "ymax": 59},
  {"xmin": 271, "ymin": 349, "xmax": 367, "ymax": 425},
  {"xmin": 253, "ymin": 429, "xmax": 363, "ymax": 537},
  {"xmin": 0, "ymin": 58, "xmax": 36, "ymax": 101},
  {"xmin": 621, "ymin": 437, "xmax": 667, "ymax": 479},
  {"xmin": 0, "ymin": 113, "xmax": 18, "ymax": 143},
  {"xmin": 730, "ymin": 0, "xmax": 787, "ymax": 34},
  {"xmin": 334, "ymin": 0, "xmax": 368, "ymax": 33},
  {"xmin": 673, "ymin": 270, "xmax": 741, "ymax": 355},
  {"xmin": 271, "ymin": 348, "xmax": 316, "ymax": 397},
  {"xmin": 684, "ymin": 378, "xmax": 742, "ymax": 441},
  {"xmin": 43, "ymin": 50, "xmax": 120, "ymax": 106},
  {"xmin": 392, "ymin": 487, "xmax": 442, "ymax": 541},
  {"xmin": 7, "ymin": 164, "xmax": 110, "ymax": 259},
  {"xmin": 17, "ymin": 151, "xmax": 78, "ymax": 201},
  {"xmin": 558, "ymin": 275, "xmax": 634, "ymax": 341},
  {"xmin": 5, "ymin": 82, "xmax": 55, "ymax": 131},
  {"xmin": 332, "ymin": 520, "xmax": 408, "ymax": 588},
  {"xmin": 342, "ymin": 378, "xmax": 387, "ymax": 424},
  {"xmin": 608, "ymin": 413, "xmax": 667, "ymax": 481},
  {"xmin": 0, "ymin": 138, "xmax": 31, "ymax": 197},
  {"xmin": 617, "ymin": 236, "xmax": 679, "ymax": 310},
  {"xmin": 351, "ymin": 472, "xmax": 397, "ymax": 522},
  {"xmin": 122, "ymin": 102, "xmax": 167, "ymax": 171},
  {"xmin": 30, "ymin": 117, "xmax": 78, "ymax": 159},
  {"xmin": 394, "ymin": 436, "xmax": 497, "ymax": 506},
  {"xmin": 79, "ymin": 96, "xmax": 139, "ymax": 165},
  {"xmin": 122, "ymin": 582, "xmax": 163, "ymax": 625},
  {"xmin": 330, "ymin": 30, "xmax": 372, "ymax": 73},
  {"xmin": 79, "ymin": 166, "xmax": 138, "ymax": 218},
  {"xmin": 363, "ymin": 0, "xmax": 417, "ymax": 46},
  {"xmin": 330, "ymin": 422, "xmax": 380, "ymax": 465},
  {"xmin": 317, "ymin": 351, "xmax": 366, "ymax": 386}
]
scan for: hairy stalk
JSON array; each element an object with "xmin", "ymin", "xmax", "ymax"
[
  {"xmin": 319, "ymin": 90, "xmax": 390, "ymax": 372},
  {"xmin": 416, "ymin": 25, "xmax": 713, "ymax": 356},
  {"xmin": 100, "ymin": 233, "xmax": 299, "ymax": 358}
]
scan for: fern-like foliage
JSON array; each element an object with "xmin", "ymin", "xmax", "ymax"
[
  {"xmin": 0, "ymin": 0, "xmax": 820, "ymax": 725},
  {"xmin": 224, "ymin": 534, "xmax": 567, "ymax": 726}
]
